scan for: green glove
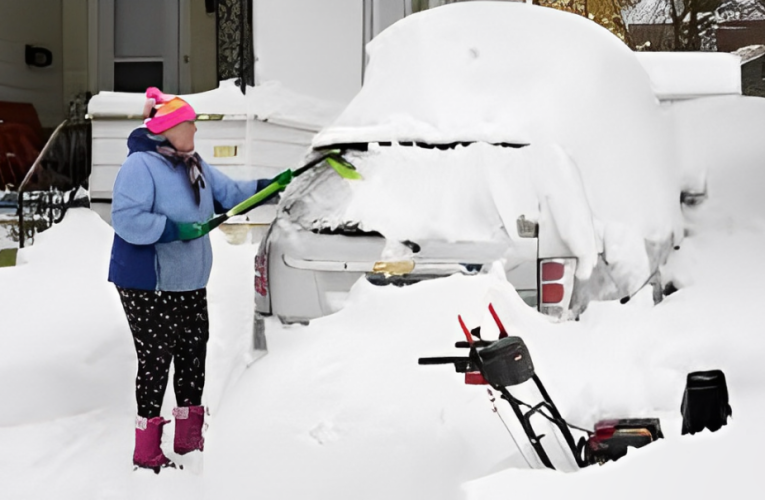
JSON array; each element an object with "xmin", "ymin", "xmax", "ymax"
[{"xmin": 177, "ymin": 221, "xmax": 210, "ymax": 241}]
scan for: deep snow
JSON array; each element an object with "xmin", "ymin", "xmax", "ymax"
[
  {"xmin": 1, "ymin": 5, "xmax": 764, "ymax": 497},
  {"xmin": 1, "ymin": 110, "xmax": 765, "ymax": 498}
]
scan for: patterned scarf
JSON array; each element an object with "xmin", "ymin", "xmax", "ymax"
[{"xmin": 156, "ymin": 146, "xmax": 206, "ymax": 205}]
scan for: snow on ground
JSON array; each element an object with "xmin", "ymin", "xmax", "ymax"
[
  {"xmin": 1, "ymin": 8, "xmax": 764, "ymax": 492},
  {"xmin": 1, "ymin": 127, "xmax": 764, "ymax": 498}
]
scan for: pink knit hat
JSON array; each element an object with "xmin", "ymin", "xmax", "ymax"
[{"xmin": 142, "ymin": 87, "xmax": 196, "ymax": 134}]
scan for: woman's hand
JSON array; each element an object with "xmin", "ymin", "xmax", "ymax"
[{"xmin": 158, "ymin": 220, "xmax": 211, "ymax": 242}]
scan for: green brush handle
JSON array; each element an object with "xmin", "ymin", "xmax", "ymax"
[
  {"xmin": 198, "ymin": 151, "xmax": 361, "ymax": 236},
  {"xmin": 226, "ymin": 178, "xmax": 288, "ymax": 218}
]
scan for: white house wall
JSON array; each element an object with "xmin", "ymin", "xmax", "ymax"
[
  {"xmin": 253, "ymin": 0, "xmax": 363, "ymax": 104},
  {"xmin": 0, "ymin": 0, "xmax": 64, "ymax": 127},
  {"xmin": 90, "ymin": 118, "xmax": 314, "ymax": 199}
]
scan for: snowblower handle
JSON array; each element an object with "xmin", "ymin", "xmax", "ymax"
[
  {"xmin": 488, "ymin": 303, "xmax": 508, "ymax": 338},
  {"xmin": 455, "ymin": 340, "xmax": 493, "ymax": 349},
  {"xmin": 418, "ymin": 356, "xmax": 469, "ymax": 365},
  {"xmin": 418, "ymin": 356, "xmax": 473, "ymax": 373},
  {"xmin": 458, "ymin": 315, "xmax": 474, "ymax": 345}
]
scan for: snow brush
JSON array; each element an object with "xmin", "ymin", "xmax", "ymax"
[{"xmin": 175, "ymin": 150, "xmax": 361, "ymax": 240}]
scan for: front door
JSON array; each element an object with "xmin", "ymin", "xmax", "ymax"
[{"xmin": 97, "ymin": 0, "xmax": 185, "ymax": 94}]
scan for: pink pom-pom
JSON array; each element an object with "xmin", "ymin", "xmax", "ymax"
[{"xmin": 145, "ymin": 87, "xmax": 174, "ymax": 104}]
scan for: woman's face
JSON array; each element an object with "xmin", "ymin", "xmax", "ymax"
[{"xmin": 163, "ymin": 121, "xmax": 197, "ymax": 152}]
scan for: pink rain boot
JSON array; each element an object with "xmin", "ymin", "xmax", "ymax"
[
  {"xmin": 133, "ymin": 416, "xmax": 173, "ymax": 473},
  {"xmin": 173, "ymin": 406, "xmax": 206, "ymax": 455}
]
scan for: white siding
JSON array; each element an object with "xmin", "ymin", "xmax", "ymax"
[
  {"xmin": 90, "ymin": 118, "xmax": 314, "ymax": 201},
  {"xmin": 0, "ymin": 0, "xmax": 64, "ymax": 127}
]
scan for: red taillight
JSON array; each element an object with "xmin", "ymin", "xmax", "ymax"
[
  {"xmin": 594, "ymin": 420, "xmax": 619, "ymax": 440},
  {"xmin": 465, "ymin": 372, "xmax": 489, "ymax": 385},
  {"xmin": 541, "ymin": 262, "xmax": 564, "ymax": 281},
  {"xmin": 254, "ymin": 253, "xmax": 268, "ymax": 296},
  {"xmin": 541, "ymin": 283, "xmax": 564, "ymax": 304},
  {"xmin": 538, "ymin": 258, "xmax": 576, "ymax": 316}
]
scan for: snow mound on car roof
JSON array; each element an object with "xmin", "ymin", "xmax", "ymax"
[
  {"xmin": 313, "ymin": 2, "xmax": 682, "ymax": 246},
  {"xmin": 315, "ymin": 2, "xmax": 656, "ymax": 147}
]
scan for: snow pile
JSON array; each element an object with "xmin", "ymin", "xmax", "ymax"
[
  {"xmin": 315, "ymin": 3, "xmax": 658, "ymax": 146},
  {"xmin": 733, "ymin": 44, "xmax": 765, "ymax": 65},
  {"xmin": 2, "ymin": 119, "xmax": 765, "ymax": 497},
  {"xmin": 0, "ymin": 210, "xmax": 259, "ymax": 498},
  {"xmin": 284, "ymin": 143, "xmax": 535, "ymax": 241},
  {"xmin": 279, "ymin": 142, "xmax": 608, "ymax": 279},
  {"xmin": 314, "ymin": 1, "xmax": 682, "ymax": 255},
  {"xmin": 671, "ymin": 95, "xmax": 765, "ymax": 198},
  {"xmin": 0, "ymin": 210, "xmax": 124, "ymax": 426},
  {"xmin": 87, "ymin": 79, "xmax": 344, "ymax": 131},
  {"xmin": 635, "ymin": 52, "xmax": 742, "ymax": 100},
  {"xmin": 1, "ymin": 4, "xmax": 764, "ymax": 497}
]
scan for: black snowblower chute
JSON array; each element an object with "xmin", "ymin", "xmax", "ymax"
[{"xmin": 418, "ymin": 303, "xmax": 663, "ymax": 470}]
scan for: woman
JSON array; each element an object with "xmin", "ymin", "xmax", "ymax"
[{"xmin": 109, "ymin": 87, "xmax": 275, "ymax": 472}]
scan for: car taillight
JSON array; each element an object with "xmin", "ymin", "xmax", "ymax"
[
  {"xmin": 541, "ymin": 283, "xmax": 564, "ymax": 303},
  {"xmin": 541, "ymin": 262, "xmax": 564, "ymax": 281},
  {"xmin": 538, "ymin": 258, "xmax": 576, "ymax": 317},
  {"xmin": 254, "ymin": 251, "xmax": 268, "ymax": 296}
]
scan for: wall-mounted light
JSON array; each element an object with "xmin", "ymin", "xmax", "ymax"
[{"xmin": 25, "ymin": 45, "xmax": 53, "ymax": 68}]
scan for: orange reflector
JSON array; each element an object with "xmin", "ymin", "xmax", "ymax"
[
  {"xmin": 372, "ymin": 260, "xmax": 415, "ymax": 275},
  {"xmin": 542, "ymin": 283, "xmax": 564, "ymax": 304}
]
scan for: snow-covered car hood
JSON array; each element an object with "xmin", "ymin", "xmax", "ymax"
[
  {"xmin": 278, "ymin": 142, "xmax": 600, "ymax": 279},
  {"xmin": 281, "ymin": 143, "xmax": 536, "ymax": 241}
]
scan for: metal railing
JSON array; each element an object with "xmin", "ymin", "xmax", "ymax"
[{"xmin": 16, "ymin": 119, "xmax": 91, "ymax": 248}]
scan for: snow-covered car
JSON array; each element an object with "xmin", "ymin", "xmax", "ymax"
[{"xmin": 254, "ymin": 2, "xmax": 683, "ymax": 326}]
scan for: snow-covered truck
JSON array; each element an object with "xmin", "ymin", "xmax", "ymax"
[{"xmin": 253, "ymin": 1, "xmax": 744, "ymax": 326}]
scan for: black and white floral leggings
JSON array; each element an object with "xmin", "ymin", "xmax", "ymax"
[{"xmin": 116, "ymin": 287, "xmax": 209, "ymax": 419}]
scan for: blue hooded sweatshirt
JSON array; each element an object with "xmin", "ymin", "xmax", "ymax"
[{"xmin": 108, "ymin": 128, "xmax": 271, "ymax": 291}]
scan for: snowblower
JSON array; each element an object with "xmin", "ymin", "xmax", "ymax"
[{"xmin": 418, "ymin": 304, "xmax": 663, "ymax": 470}]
